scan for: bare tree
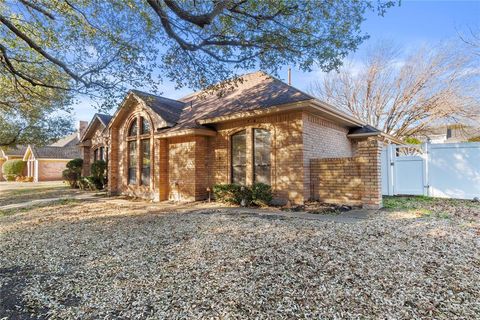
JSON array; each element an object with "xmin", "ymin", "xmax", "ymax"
[{"xmin": 308, "ymin": 41, "xmax": 480, "ymax": 138}]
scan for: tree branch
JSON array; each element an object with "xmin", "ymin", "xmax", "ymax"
[
  {"xmin": 162, "ymin": 0, "xmax": 230, "ymax": 28},
  {"xmin": 19, "ymin": 0, "xmax": 55, "ymax": 20},
  {"xmin": 0, "ymin": 14, "xmax": 86, "ymax": 85}
]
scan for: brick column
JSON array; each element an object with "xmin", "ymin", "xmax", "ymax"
[
  {"xmin": 194, "ymin": 136, "xmax": 208, "ymax": 200},
  {"xmin": 81, "ymin": 146, "xmax": 91, "ymax": 177},
  {"xmin": 357, "ymin": 137, "xmax": 383, "ymax": 209},
  {"xmin": 108, "ymin": 128, "xmax": 119, "ymax": 195},
  {"xmin": 158, "ymin": 138, "xmax": 169, "ymax": 201}
]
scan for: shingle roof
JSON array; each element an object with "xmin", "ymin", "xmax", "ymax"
[
  {"xmin": 131, "ymin": 71, "xmax": 313, "ymax": 134},
  {"xmin": 80, "ymin": 113, "xmax": 113, "ymax": 142},
  {"xmin": 125, "ymin": 72, "xmax": 370, "ymax": 136},
  {"xmin": 96, "ymin": 114, "xmax": 113, "ymax": 127},
  {"xmin": 49, "ymin": 133, "xmax": 79, "ymax": 147},
  {"xmin": 2, "ymin": 145, "xmax": 27, "ymax": 156},
  {"xmin": 32, "ymin": 146, "xmax": 81, "ymax": 159},
  {"xmin": 130, "ymin": 90, "xmax": 185, "ymax": 125},
  {"xmin": 171, "ymin": 71, "xmax": 313, "ymax": 130}
]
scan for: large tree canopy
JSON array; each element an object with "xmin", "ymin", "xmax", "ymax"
[
  {"xmin": 0, "ymin": 0, "xmax": 395, "ymax": 147},
  {"xmin": 309, "ymin": 41, "xmax": 480, "ymax": 138}
]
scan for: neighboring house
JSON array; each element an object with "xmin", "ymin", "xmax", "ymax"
[
  {"xmin": 79, "ymin": 113, "xmax": 112, "ymax": 176},
  {"xmin": 81, "ymin": 71, "xmax": 397, "ymax": 208},
  {"xmin": 23, "ymin": 145, "xmax": 81, "ymax": 182},
  {"xmin": 19, "ymin": 121, "xmax": 86, "ymax": 182},
  {"xmin": 416, "ymin": 124, "xmax": 480, "ymax": 144},
  {"xmin": 0, "ymin": 146, "xmax": 28, "ymax": 176}
]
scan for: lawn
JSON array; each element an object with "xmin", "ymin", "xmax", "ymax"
[
  {"xmin": 0, "ymin": 181, "xmax": 82, "ymax": 207},
  {"xmin": 0, "ymin": 195, "xmax": 479, "ymax": 319}
]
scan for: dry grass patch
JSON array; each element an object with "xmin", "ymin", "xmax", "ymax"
[{"xmin": 0, "ymin": 198, "xmax": 479, "ymax": 319}]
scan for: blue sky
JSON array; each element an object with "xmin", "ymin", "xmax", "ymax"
[{"xmin": 71, "ymin": 0, "xmax": 480, "ymax": 123}]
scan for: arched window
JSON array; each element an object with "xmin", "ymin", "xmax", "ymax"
[
  {"xmin": 141, "ymin": 117, "xmax": 150, "ymax": 134},
  {"xmin": 231, "ymin": 130, "xmax": 246, "ymax": 185},
  {"xmin": 128, "ymin": 141, "xmax": 137, "ymax": 184},
  {"xmin": 127, "ymin": 116, "xmax": 152, "ymax": 186},
  {"xmin": 128, "ymin": 120, "xmax": 137, "ymax": 137},
  {"xmin": 141, "ymin": 139, "xmax": 150, "ymax": 186},
  {"xmin": 253, "ymin": 129, "xmax": 271, "ymax": 184}
]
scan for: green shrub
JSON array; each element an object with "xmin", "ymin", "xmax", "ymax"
[
  {"xmin": 67, "ymin": 158, "xmax": 83, "ymax": 171},
  {"xmin": 78, "ymin": 176, "xmax": 98, "ymax": 191},
  {"xmin": 62, "ymin": 158, "xmax": 83, "ymax": 188},
  {"xmin": 5, "ymin": 174, "xmax": 16, "ymax": 181},
  {"xmin": 251, "ymin": 183, "xmax": 273, "ymax": 206},
  {"xmin": 213, "ymin": 184, "xmax": 242, "ymax": 204},
  {"xmin": 213, "ymin": 183, "xmax": 272, "ymax": 206},
  {"xmin": 90, "ymin": 160, "xmax": 107, "ymax": 189},
  {"xmin": 2, "ymin": 159, "xmax": 25, "ymax": 181}
]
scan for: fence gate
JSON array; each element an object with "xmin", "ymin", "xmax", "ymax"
[
  {"xmin": 381, "ymin": 142, "xmax": 480, "ymax": 199},
  {"xmin": 382, "ymin": 144, "xmax": 427, "ymax": 196}
]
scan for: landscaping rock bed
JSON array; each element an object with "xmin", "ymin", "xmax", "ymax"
[{"xmin": 0, "ymin": 198, "xmax": 478, "ymax": 319}]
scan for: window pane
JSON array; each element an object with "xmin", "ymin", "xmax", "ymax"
[
  {"xmin": 93, "ymin": 149, "xmax": 98, "ymax": 161},
  {"xmin": 141, "ymin": 139, "xmax": 150, "ymax": 186},
  {"xmin": 128, "ymin": 141, "xmax": 137, "ymax": 184},
  {"xmin": 141, "ymin": 117, "xmax": 151, "ymax": 134},
  {"xmin": 128, "ymin": 120, "xmax": 137, "ymax": 137},
  {"xmin": 99, "ymin": 147, "xmax": 104, "ymax": 161},
  {"xmin": 254, "ymin": 129, "xmax": 271, "ymax": 184},
  {"xmin": 231, "ymin": 130, "xmax": 246, "ymax": 185}
]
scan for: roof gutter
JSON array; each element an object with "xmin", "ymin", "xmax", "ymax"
[
  {"xmin": 309, "ymin": 99, "xmax": 365, "ymax": 127},
  {"xmin": 348, "ymin": 131, "xmax": 403, "ymax": 144}
]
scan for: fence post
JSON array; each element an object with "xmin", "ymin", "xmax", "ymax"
[
  {"xmin": 423, "ymin": 142, "xmax": 429, "ymax": 196},
  {"xmin": 388, "ymin": 144, "xmax": 394, "ymax": 196}
]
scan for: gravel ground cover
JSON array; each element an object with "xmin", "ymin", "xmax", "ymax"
[{"xmin": 0, "ymin": 197, "xmax": 479, "ymax": 319}]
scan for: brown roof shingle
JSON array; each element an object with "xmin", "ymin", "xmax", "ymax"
[
  {"xmin": 152, "ymin": 71, "xmax": 313, "ymax": 133},
  {"xmin": 122, "ymin": 72, "xmax": 313, "ymax": 133},
  {"xmin": 32, "ymin": 146, "xmax": 81, "ymax": 159}
]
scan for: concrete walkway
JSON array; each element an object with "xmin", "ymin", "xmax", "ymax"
[{"xmin": 0, "ymin": 193, "xmax": 101, "ymax": 211}]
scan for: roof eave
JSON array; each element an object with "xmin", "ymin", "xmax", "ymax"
[
  {"xmin": 198, "ymin": 99, "xmax": 364, "ymax": 128},
  {"xmin": 347, "ymin": 131, "xmax": 402, "ymax": 144},
  {"xmin": 154, "ymin": 128, "xmax": 217, "ymax": 138}
]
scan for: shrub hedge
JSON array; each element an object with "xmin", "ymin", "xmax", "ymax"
[
  {"xmin": 213, "ymin": 183, "xmax": 273, "ymax": 206},
  {"xmin": 62, "ymin": 158, "xmax": 83, "ymax": 188},
  {"xmin": 2, "ymin": 159, "xmax": 26, "ymax": 181}
]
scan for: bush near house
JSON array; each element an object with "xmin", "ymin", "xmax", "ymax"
[
  {"xmin": 2, "ymin": 159, "xmax": 26, "ymax": 181},
  {"xmin": 90, "ymin": 160, "xmax": 107, "ymax": 189},
  {"xmin": 78, "ymin": 160, "xmax": 107, "ymax": 191},
  {"xmin": 213, "ymin": 183, "xmax": 273, "ymax": 206},
  {"xmin": 62, "ymin": 158, "xmax": 83, "ymax": 188}
]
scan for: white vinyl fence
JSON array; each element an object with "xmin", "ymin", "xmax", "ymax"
[{"xmin": 381, "ymin": 142, "xmax": 480, "ymax": 199}]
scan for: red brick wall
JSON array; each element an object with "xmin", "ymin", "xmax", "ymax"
[
  {"xmin": 37, "ymin": 160, "xmax": 69, "ymax": 181},
  {"xmin": 168, "ymin": 136, "xmax": 196, "ymax": 201},
  {"xmin": 310, "ymin": 137, "xmax": 384, "ymax": 209},
  {"xmin": 212, "ymin": 111, "xmax": 304, "ymax": 204},
  {"xmin": 303, "ymin": 113, "xmax": 354, "ymax": 200},
  {"xmin": 310, "ymin": 157, "xmax": 362, "ymax": 205}
]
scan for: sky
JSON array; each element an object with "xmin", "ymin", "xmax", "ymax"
[{"xmin": 71, "ymin": 0, "xmax": 480, "ymax": 124}]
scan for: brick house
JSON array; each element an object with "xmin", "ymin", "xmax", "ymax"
[
  {"xmin": 79, "ymin": 113, "xmax": 112, "ymax": 176},
  {"xmin": 22, "ymin": 145, "xmax": 81, "ymax": 182},
  {"xmin": 81, "ymin": 72, "xmax": 397, "ymax": 208}
]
